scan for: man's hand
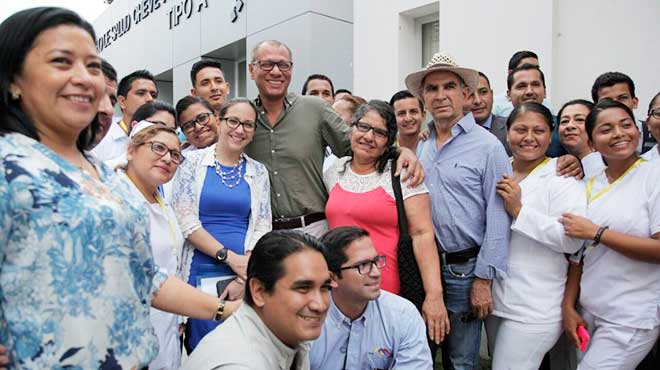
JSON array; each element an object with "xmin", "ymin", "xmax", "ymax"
[
  {"xmin": 562, "ymin": 305, "xmax": 587, "ymax": 348},
  {"xmin": 470, "ymin": 278, "xmax": 493, "ymax": 320},
  {"xmin": 395, "ymin": 147, "xmax": 425, "ymax": 187},
  {"xmin": 556, "ymin": 154, "xmax": 583, "ymax": 179},
  {"xmin": 422, "ymin": 294, "xmax": 451, "ymax": 344},
  {"xmin": 559, "ymin": 213, "xmax": 600, "ymax": 240},
  {"xmin": 496, "ymin": 174, "xmax": 522, "ymax": 218},
  {"xmin": 418, "ymin": 128, "xmax": 431, "ymax": 142}
]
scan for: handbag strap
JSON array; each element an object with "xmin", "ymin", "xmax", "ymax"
[{"xmin": 390, "ymin": 161, "xmax": 410, "ymax": 238}]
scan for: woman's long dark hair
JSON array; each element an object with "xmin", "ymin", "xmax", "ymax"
[{"xmin": 0, "ymin": 7, "xmax": 100, "ymax": 151}]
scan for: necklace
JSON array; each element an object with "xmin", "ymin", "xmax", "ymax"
[{"xmin": 214, "ymin": 152, "xmax": 245, "ymax": 188}]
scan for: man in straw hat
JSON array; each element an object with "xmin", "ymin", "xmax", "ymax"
[{"xmin": 407, "ymin": 52, "xmax": 512, "ymax": 368}]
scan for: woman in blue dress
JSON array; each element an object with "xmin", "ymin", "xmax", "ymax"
[{"xmin": 172, "ymin": 97, "xmax": 272, "ymax": 351}]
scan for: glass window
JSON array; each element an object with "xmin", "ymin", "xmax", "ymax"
[{"xmin": 421, "ymin": 20, "xmax": 439, "ymax": 67}]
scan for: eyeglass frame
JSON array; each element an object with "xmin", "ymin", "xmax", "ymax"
[
  {"xmin": 180, "ymin": 112, "xmax": 214, "ymax": 134},
  {"xmin": 220, "ymin": 116, "xmax": 257, "ymax": 131},
  {"xmin": 136, "ymin": 140, "xmax": 185, "ymax": 165},
  {"xmin": 339, "ymin": 255, "xmax": 386, "ymax": 275},
  {"xmin": 252, "ymin": 59, "xmax": 293, "ymax": 72},
  {"xmin": 649, "ymin": 108, "xmax": 660, "ymax": 119},
  {"xmin": 351, "ymin": 122, "xmax": 390, "ymax": 139}
]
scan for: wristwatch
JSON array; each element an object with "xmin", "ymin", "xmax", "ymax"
[
  {"xmin": 214, "ymin": 300, "xmax": 226, "ymax": 321},
  {"xmin": 215, "ymin": 248, "xmax": 228, "ymax": 263}
]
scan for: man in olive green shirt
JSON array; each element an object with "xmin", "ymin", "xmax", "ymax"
[
  {"xmin": 245, "ymin": 40, "xmax": 423, "ymax": 237},
  {"xmin": 244, "ymin": 40, "xmax": 350, "ymax": 237}
]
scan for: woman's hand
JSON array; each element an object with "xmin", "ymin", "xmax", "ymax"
[
  {"xmin": 219, "ymin": 279, "xmax": 245, "ymax": 301},
  {"xmin": 559, "ymin": 213, "xmax": 600, "ymax": 240},
  {"xmin": 422, "ymin": 294, "xmax": 450, "ymax": 344},
  {"xmin": 562, "ymin": 305, "xmax": 587, "ymax": 348},
  {"xmin": 556, "ymin": 154, "xmax": 583, "ymax": 179},
  {"xmin": 226, "ymin": 251, "xmax": 248, "ymax": 280},
  {"xmin": 496, "ymin": 174, "xmax": 522, "ymax": 218}
]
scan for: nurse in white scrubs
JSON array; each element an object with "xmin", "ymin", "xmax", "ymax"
[
  {"xmin": 123, "ymin": 121, "xmax": 185, "ymax": 370},
  {"xmin": 560, "ymin": 99, "xmax": 660, "ymax": 370},
  {"xmin": 487, "ymin": 102, "xmax": 586, "ymax": 369}
]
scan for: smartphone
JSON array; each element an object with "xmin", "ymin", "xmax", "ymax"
[
  {"xmin": 216, "ymin": 279, "xmax": 233, "ymax": 297},
  {"xmin": 577, "ymin": 325, "xmax": 590, "ymax": 352}
]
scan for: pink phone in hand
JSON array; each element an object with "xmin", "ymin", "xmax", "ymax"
[{"xmin": 577, "ymin": 325, "xmax": 590, "ymax": 352}]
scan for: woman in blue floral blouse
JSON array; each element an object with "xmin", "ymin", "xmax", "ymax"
[{"xmin": 0, "ymin": 7, "xmax": 234, "ymax": 369}]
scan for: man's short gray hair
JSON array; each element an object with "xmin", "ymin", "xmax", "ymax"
[{"xmin": 251, "ymin": 40, "xmax": 293, "ymax": 63}]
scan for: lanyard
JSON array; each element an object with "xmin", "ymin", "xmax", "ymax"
[
  {"xmin": 123, "ymin": 173, "xmax": 180, "ymax": 256},
  {"xmin": 511, "ymin": 156, "xmax": 551, "ymax": 180},
  {"xmin": 586, "ymin": 158, "xmax": 644, "ymax": 204},
  {"xmin": 528, "ymin": 157, "xmax": 551, "ymax": 177},
  {"xmin": 154, "ymin": 193, "xmax": 179, "ymax": 249},
  {"xmin": 118, "ymin": 120, "xmax": 130, "ymax": 135}
]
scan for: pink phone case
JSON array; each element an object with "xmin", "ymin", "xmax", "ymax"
[{"xmin": 577, "ymin": 325, "xmax": 590, "ymax": 352}]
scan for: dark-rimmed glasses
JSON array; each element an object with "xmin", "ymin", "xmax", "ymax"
[
  {"xmin": 339, "ymin": 255, "xmax": 386, "ymax": 275},
  {"xmin": 352, "ymin": 122, "xmax": 389, "ymax": 139},
  {"xmin": 139, "ymin": 141, "xmax": 185, "ymax": 164},
  {"xmin": 181, "ymin": 112, "xmax": 213, "ymax": 134},
  {"xmin": 252, "ymin": 60, "xmax": 293, "ymax": 72},
  {"xmin": 649, "ymin": 108, "xmax": 660, "ymax": 120},
  {"xmin": 220, "ymin": 116, "xmax": 256, "ymax": 131}
]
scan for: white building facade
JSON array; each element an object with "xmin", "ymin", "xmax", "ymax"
[
  {"xmin": 354, "ymin": 0, "xmax": 660, "ymax": 118},
  {"xmin": 94, "ymin": 0, "xmax": 659, "ymax": 119}
]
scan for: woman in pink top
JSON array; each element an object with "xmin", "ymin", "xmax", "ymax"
[{"xmin": 323, "ymin": 100, "xmax": 449, "ymax": 345}]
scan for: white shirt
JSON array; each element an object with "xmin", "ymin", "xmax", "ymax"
[
  {"xmin": 181, "ymin": 304, "xmax": 311, "ymax": 370},
  {"xmin": 579, "ymin": 161, "xmax": 660, "ymax": 329},
  {"xmin": 492, "ymin": 158, "xmax": 586, "ymax": 323},
  {"xmin": 91, "ymin": 118, "xmax": 129, "ymax": 162},
  {"xmin": 642, "ymin": 144, "xmax": 659, "ymax": 162},
  {"xmin": 123, "ymin": 174, "xmax": 184, "ymax": 370}
]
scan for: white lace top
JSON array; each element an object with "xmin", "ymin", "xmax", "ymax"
[{"xmin": 323, "ymin": 157, "xmax": 428, "ymax": 200}]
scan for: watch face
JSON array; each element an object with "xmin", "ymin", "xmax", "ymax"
[{"xmin": 216, "ymin": 248, "xmax": 227, "ymax": 261}]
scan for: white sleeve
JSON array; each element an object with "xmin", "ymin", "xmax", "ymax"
[
  {"xmin": 400, "ymin": 168, "xmax": 429, "ymax": 200},
  {"xmin": 171, "ymin": 152, "xmax": 203, "ymax": 238},
  {"xmin": 581, "ymin": 152, "xmax": 606, "ymax": 180},
  {"xmin": 512, "ymin": 176, "xmax": 587, "ymax": 254},
  {"xmin": 646, "ymin": 165, "xmax": 660, "ymax": 235}
]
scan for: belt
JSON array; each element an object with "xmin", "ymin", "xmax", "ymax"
[
  {"xmin": 441, "ymin": 246, "xmax": 480, "ymax": 265},
  {"xmin": 272, "ymin": 212, "xmax": 326, "ymax": 230}
]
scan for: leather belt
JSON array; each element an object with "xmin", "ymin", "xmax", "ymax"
[
  {"xmin": 441, "ymin": 246, "xmax": 480, "ymax": 265},
  {"xmin": 272, "ymin": 212, "xmax": 326, "ymax": 230}
]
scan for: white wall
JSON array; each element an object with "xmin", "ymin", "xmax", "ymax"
[
  {"xmin": 354, "ymin": 0, "xmax": 659, "ymax": 119},
  {"xmin": 553, "ymin": 0, "xmax": 660, "ymax": 119}
]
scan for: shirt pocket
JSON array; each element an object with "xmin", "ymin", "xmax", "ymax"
[{"xmin": 367, "ymin": 351, "xmax": 394, "ymax": 370}]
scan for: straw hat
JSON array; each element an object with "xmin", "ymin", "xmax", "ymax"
[{"xmin": 405, "ymin": 51, "xmax": 479, "ymax": 98}]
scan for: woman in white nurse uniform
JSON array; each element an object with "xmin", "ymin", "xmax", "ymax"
[
  {"xmin": 487, "ymin": 102, "xmax": 586, "ymax": 369},
  {"xmin": 560, "ymin": 99, "xmax": 660, "ymax": 370}
]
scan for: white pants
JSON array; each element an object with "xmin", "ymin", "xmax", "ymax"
[
  {"xmin": 485, "ymin": 315, "xmax": 562, "ymax": 370},
  {"xmin": 577, "ymin": 309, "xmax": 660, "ymax": 370},
  {"xmin": 292, "ymin": 219, "xmax": 328, "ymax": 239}
]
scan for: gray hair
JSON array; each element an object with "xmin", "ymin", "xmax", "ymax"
[{"xmin": 251, "ymin": 40, "xmax": 293, "ymax": 62}]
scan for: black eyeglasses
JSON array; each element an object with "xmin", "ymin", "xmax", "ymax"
[
  {"xmin": 339, "ymin": 255, "xmax": 386, "ymax": 275},
  {"xmin": 140, "ymin": 141, "xmax": 185, "ymax": 164},
  {"xmin": 181, "ymin": 112, "xmax": 213, "ymax": 134},
  {"xmin": 650, "ymin": 108, "xmax": 660, "ymax": 120},
  {"xmin": 220, "ymin": 116, "xmax": 256, "ymax": 131},
  {"xmin": 252, "ymin": 60, "xmax": 293, "ymax": 72},
  {"xmin": 352, "ymin": 122, "xmax": 389, "ymax": 139}
]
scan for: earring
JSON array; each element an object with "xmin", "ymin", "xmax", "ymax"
[{"xmin": 10, "ymin": 91, "xmax": 20, "ymax": 100}]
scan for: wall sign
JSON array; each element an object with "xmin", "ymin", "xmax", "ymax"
[
  {"xmin": 230, "ymin": 0, "xmax": 244, "ymax": 23},
  {"xmin": 96, "ymin": 0, "xmax": 214, "ymax": 52}
]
